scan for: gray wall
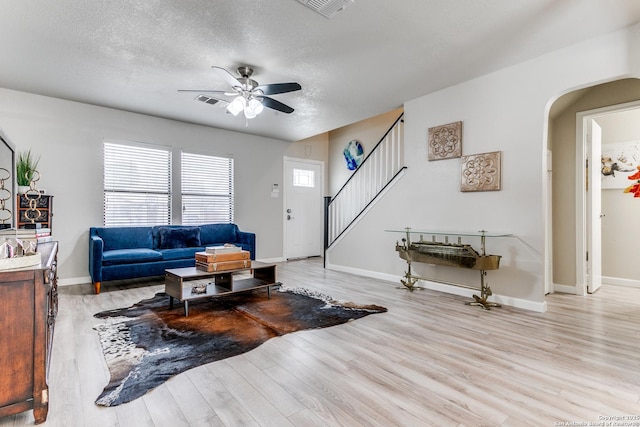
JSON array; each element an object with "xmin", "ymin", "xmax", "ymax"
[{"xmin": 0, "ymin": 88, "xmax": 328, "ymax": 284}]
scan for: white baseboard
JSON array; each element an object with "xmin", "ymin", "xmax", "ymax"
[
  {"xmin": 58, "ymin": 276, "xmax": 91, "ymax": 286},
  {"xmin": 325, "ymin": 262, "xmax": 547, "ymax": 312},
  {"xmin": 602, "ymin": 276, "xmax": 640, "ymax": 288},
  {"xmin": 258, "ymin": 257, "xmax": 286, "ymax": 263},
  {"xmin": 325, "ymin": 263, "xmax": 399, "ymax": 284},
  {"xmin": 553, "ymin": 283, "xmax": 579, "ymax": 294},
  {"xmin": 419, "ymin": 279, "xmax": 547, "ymax": 313},
  {"xmin": 553, "ymin": 277, "xmax": 640, "ymax": 294}
]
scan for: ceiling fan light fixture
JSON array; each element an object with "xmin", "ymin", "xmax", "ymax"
[
  {"xmin": 244, "ymin": 108, "xmax": 257, "ymax": 120},
  {"xmin": 247, "ymin": 98, "xmax": 264, "ymax": 116},
  {"xmin": 227, "ymin": 96, "xmax": 244, "ymax": 116}
]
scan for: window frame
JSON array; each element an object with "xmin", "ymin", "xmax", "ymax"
[
  {"xmin": 181, "ymin": 151, "xmax": 234, "ymax": 225},
  {"xmin": 102, "ymin": 140, "xmax": 235, "ymax": 227},
  {"xmin": 103, "ymin": 140, "xmax": 172, "ymax": 227}
]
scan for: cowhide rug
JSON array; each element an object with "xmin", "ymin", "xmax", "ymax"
[{"xmin": 93, "ymin": 286, "xmax": 386, "ymax": 407}]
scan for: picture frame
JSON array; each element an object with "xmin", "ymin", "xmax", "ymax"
[
  {"xmin": 428, "ymin": 121, "xmax": 462, "ymax": 161},
  {"xmin": 601, "ymin": 141, "xmax": 640, "ymax": 189},
  {"xmin": 460, "ymin": 151, "xmax": 502, "ymax": 192}
]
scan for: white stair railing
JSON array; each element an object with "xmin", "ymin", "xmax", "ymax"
[{"xmin": 327, "ymin": 114, "xmax": 405, "ymax": 247}]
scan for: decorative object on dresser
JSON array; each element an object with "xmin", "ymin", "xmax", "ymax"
[
  {"xmin": 16, "ymin": 164, "xmax": 52, "ymax": 231},
  {"xmin": 0, "ymin": 228, "xmax": 41, "ymax": 270},
  {"xmin": 16, "ymin": 149, "xmax": 39, "ymax": 194},
  {"xmin": 387, "ymin": 228, "xmax": 511, "ymax": 310},
  {"xmin": 0, "ymin": 227, "xmax": 51, "ymax": 246},
  {"xmin": 17, "ymin": 194, "xmax": 53, "ymax": 230},
  {"xmin": 93, "ymin": 286, "xmax": 386, "ymax": 407},
  {"xmin": 0, "ymin": 241, "xmax": 58, "ymax": 424}
]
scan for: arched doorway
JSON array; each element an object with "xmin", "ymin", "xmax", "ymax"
[{"xmin": 547, "ymin": 78, "xmax": 640, "ymax": 295}]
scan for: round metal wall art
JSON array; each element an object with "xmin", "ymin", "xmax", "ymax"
[{"xmin": 343, "ymin": 140, "xmax": 364, "ymax": 170}]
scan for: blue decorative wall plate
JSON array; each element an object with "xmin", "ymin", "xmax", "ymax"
[{"xmin": 343, "ymin": 140, "xmax": 364, "ymax": 170}]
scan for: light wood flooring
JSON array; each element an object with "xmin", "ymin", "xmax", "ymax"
[{"xmin": 2, "ymin": 258, "xmax": 640, "ymax": 426}]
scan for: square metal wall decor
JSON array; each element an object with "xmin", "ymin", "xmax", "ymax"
[
  {"xmin": 428, "ymin": 121, "xmax": 462, "ymax": 161},
  {"xmin": 460, "ymin": 151, "xmax": 502, "ymax": 192}
]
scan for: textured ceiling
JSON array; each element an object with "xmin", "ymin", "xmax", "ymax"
[{"xmin": 1, "ymin": 0, "xmax": 640, "ymax": 141}]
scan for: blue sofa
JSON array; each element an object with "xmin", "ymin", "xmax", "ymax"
[{"xmin": 89, "ymin": 223, "xmax": 255, "ymax": 294}]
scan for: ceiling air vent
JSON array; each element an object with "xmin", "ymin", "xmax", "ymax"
[
  {"xmin": 195, "ymin": 95, "xmax": 222, "ymax": 106},
  {"xmin": 297, "ymin": 0, "xmax": 354, "ymax": 19}
]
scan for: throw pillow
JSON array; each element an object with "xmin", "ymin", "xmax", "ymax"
[{"xmin": 158, "ymin": 227, "xmax": 201, "ymax": 249}]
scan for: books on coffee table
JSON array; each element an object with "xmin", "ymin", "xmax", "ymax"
[
  {"xmin": 196, "ymin": 259, "xmax": 251, "ymax": 272},
  {"xmin": 195, "ymin": 250, "xmax": 250, "ymax": 263},
  {"xmin": 205, "ymin": 244, "xmax": 242, "ymax": 254},
  {"xmin": 196, "ymin": 247, "xmax": 251, "ymax": 272}
]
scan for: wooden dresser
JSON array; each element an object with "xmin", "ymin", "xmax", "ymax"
[{"xmin": 0, "ymin": 242, "xmax": 58, "ymax": 424}]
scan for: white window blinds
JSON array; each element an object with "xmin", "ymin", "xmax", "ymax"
[
  {"xmin": 103, "ymin": 141, "xmax": 171, "ymax": 226},
  {"xmin": 181, "ymin": 152, "xmax": 234, "ymax": 225}
]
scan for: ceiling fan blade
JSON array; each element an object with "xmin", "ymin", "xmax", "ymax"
[
  {"xmin": 178, "ymin": 89, "xmax": 229, "ymax": 95},
  {"xmin": 212, "ymin": 66, "xmax": 242, "ymax": 88},
  {"xmin": 259, "ymin": 96, "xmax": 295, "ymax": 114},
  {"xmin": 255, "ymin": 82, "xmax": 301, "ymax": 95}
]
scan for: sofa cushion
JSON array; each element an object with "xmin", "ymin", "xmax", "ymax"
[
  {"xmin": 157, "ymin": 226, "xmax": 201, "ymax": 249},
  {"xmin": 158, "ymin": 247, "xmax": 203, "ymax": 261},
  {"xmin": 199, "ymin": 223, "xmax": 237, "ymax": 245},
  {"xmin": 103, "ymin": 248, "xmax": 163, "ymax": 266},
  {"xmin": 96, "ymin": 227, "xmax": 154, "ymax": 251}
]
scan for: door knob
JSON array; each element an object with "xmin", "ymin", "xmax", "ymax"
[
  {"xmin": 287, "ymin": 215, "xmax": 292, "ymax": 220},
  {"xmin": 286, "ymin": 209, "xmax": 292, "ymax": 213}
]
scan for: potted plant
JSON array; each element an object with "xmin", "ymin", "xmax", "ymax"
[{"xmin": 16, "ymin": 149, "xmax": 40, "ymax": 194}]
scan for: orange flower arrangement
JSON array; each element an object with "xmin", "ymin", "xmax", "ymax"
[{"xmin": 623, "ymin": 166, "xmax": 640, "ymax": 197}]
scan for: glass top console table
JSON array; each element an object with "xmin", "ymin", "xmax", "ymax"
[{"xmin": 386, "ymin": 228, "xmax": 513, "ymax": 310}]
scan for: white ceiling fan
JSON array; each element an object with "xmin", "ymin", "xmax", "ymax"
[{"xmin": 179, "ymin": 66, "xmax": 302, "ymax": 119}]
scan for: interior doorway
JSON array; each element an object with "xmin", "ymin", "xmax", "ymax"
[
  {"xmin": 547, "ymin": 79, "xmax": 640, "ymax": 298},
  {"xmin": 575, "ymin": 100, "xmax": 640, "ymax": 295},
  {"xmin": 283, "ymin": 157, "xmax": 324, "ymax": 260}
]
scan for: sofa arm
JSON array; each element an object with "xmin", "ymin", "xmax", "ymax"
[
  {"xmin": 236, "ymin": 231, "xmax": 256, "ymax": 260},
  {"xmin": 89, "ymin": 234, "xmax": 104, "ymax": 283}
]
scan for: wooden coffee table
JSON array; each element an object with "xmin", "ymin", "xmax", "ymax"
[{"xmin": 164, "ymin": 261, "xmax": 277, "ymax": 316}]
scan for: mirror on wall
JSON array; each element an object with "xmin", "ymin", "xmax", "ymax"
[{"xmin": 0, "ymin": 129, "xmax": 16, "ymax": 229}]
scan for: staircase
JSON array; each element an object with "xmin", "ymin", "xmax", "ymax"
[{"xmin": 326, "ymin": 113, "xmax": 406, "ymax": 248}]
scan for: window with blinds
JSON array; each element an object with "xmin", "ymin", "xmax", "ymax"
[
  {"xmin": 181, "ymin": 152, "xmax": 234, "ymax": 225},
  {"xmin": 103, "ymin": 141, "xmax": 172, "ymax": 226}
]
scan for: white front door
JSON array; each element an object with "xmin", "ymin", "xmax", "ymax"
[
  {"xmin": 283, "ymin": 158, "xmax": 324, "ymax": 259},
  {"xmin": 587, "ymin": 119, "xmax": 603, "ymax": 293}
]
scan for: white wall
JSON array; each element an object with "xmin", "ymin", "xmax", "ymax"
[
  {"xmin": 328, "ymin": 108, "xmax": 403, "ymax": 196},
  {"xmin": 285, "ymin": 132, "xmax": 330, "ymax": 196},
  {"xmin": 326, "ymin": 25, "xmax": 640, "ymax": 311},
  {"xmin": 0, "ymin": 88, "xmax": 306, "ymax": 284}
]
